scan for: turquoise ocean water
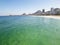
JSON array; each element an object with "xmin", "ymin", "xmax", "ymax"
[{"xmin": 0, "ymin": 16, "xmax": 60, "ymax": 45}]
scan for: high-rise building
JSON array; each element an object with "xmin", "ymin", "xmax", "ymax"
[
  {"xmin": 42, "ymin": 9, "xmax": 45, "ymax": 13},
  {"xmin": 42, "ymin": 9, "xmax": 45, "ymax": 15},
  {"xmin": 50, "ymin": 8, "xmax": 55, "ymax": 15}
]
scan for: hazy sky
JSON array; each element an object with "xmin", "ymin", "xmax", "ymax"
[{"xmin": 0, "ymin": 0, "xmax": 60, "ymax": 15}]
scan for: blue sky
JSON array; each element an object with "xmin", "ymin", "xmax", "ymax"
[{"xmin": 0, "ymin": 0, "xmax": 60, "ymax": 15}]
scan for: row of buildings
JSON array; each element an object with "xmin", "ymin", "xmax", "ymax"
[{"xmin": 30, "ymin": 8, "xmax": 60, "ymax": 15}]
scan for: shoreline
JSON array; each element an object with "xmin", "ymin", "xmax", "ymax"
[
  {"xmin": 0, "ymin": 15, "xmax": 60, "ymax": 19},
  {"xmin": 30, "ymin": 15, "xmax": 60, "ymax": 19}
]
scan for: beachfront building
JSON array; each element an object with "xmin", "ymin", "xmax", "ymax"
[
  {"xmin": 45, "ymin": 8, "xmax": 60, "ymax": 15},
  {"xmin": 41, "ymin": 9, "xmax": 45, "ymax": 15},
  {"xmin": 50, "ymin": 8, "xmax": 55, "ymax": 15},
  {"xmin": 54, "ymin": 8, "xmax": 60, "ymax": 15},
  {"xmin": 29, "ymin": 8, "xmax": 60, "ymax": 15}
]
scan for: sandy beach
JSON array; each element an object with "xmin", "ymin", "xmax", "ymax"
[{"xmin": 31, "ymin": 15, "xmax": 60, "ymax": 19}]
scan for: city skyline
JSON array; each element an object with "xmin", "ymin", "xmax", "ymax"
[{"xmin": 0, "ymin": 0, "xmax": 60, "ymax": 15}]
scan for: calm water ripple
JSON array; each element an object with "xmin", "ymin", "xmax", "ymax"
[{"xmin": 0, "ymin": 16, "xmax": 60, "ymax": 45}]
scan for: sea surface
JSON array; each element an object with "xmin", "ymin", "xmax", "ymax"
[{"xmin": 0, "ymin": 16, "xmax": 60, "ymax": 45}]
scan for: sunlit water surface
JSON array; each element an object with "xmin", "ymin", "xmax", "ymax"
[{"xmin": 0, "ymin": 16, "xmax": 60, "ymax": 45}]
